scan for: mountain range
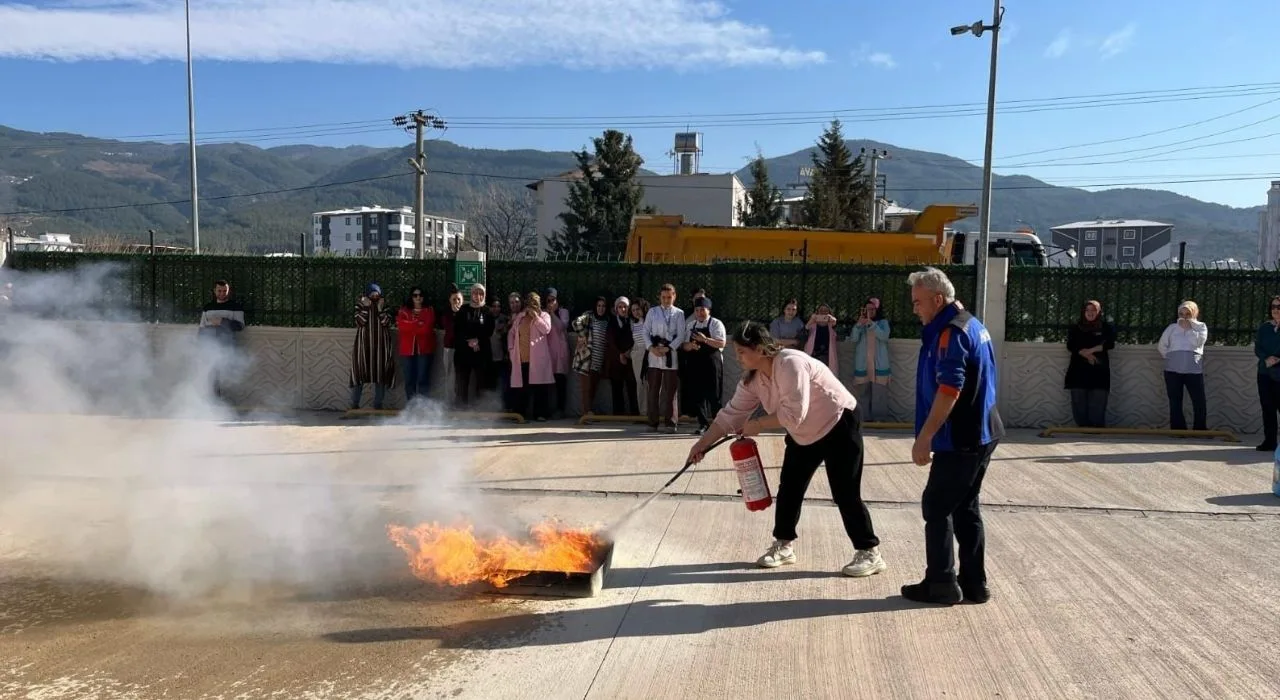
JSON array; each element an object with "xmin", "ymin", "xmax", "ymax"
[{"xmin": 0, "ymin": 125, "xmax": 1265, "ymax": 261}]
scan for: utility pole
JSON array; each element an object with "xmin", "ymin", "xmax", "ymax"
[
  {"xmin": 950, "ymin": 2, "xmax": 1003, "ymax": 321},
  {"xmin": 394, "ymin": 110, "xmax": 447, "ymax": 260},
  {"xmin": 184, "ymin": 0, "xmax": 200, "ymax": 253},
  {"xmin": 861, "ymin": 148, "xmax": 889, "ymax": 231}
]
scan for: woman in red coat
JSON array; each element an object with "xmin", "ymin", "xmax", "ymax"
[{"xmin": 396, "ymin": 286, "xmax": 436, "ymax": 404}]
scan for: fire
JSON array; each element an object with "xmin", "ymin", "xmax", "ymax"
[{"xmin": 387, "ymin": 520, "xmax": 605, "ymax": 588}]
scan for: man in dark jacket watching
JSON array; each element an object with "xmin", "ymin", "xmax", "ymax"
[
  {"xmin": 198, "ymin": 280, "xmax": 245, "ymax": 399},
  {"xmin": 905, "ymin": 267, "xmax": 1003, "ymax": 606}
]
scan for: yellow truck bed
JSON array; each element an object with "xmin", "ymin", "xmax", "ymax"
[{"xmin": 625, "ymin": 204, "xmax": 977, "ymax": 265}]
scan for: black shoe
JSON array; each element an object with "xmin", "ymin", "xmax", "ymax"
[
  {"xmin": 960, "ymin": 583, "xmax": 991, "ymax": 604},
  {"xmin": 1256, "ymin": 442, "xmax": 1276, "ymax": 452},
  {"xmin": 901, "ymin": 580, "xmax": 962, "ymax": 606}
]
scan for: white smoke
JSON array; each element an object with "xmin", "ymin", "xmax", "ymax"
[{"xmin": 0, "ymin": 263, "xmax": 484, "ymax": 602}]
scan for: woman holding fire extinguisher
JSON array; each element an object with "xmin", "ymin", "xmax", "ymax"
[{"xmin": 687, "ymin": 321, "xmax": 886, "ymax": 577}]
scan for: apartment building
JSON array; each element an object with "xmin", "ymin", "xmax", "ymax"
[
  {"xmin": 1257, "ymin": 181, "xmax": 1280, "ymax": 267},
  {"xmin": 311, "ymin": 206, "xmax": 466, "ymax": 257},
  {"xmin": 1050, "ymin": 218, "xmax": 1173, "ymax": 268}
]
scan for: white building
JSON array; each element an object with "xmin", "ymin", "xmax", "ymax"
[
  {"xmin": 525, "ymin": 171, "xmax": 746, "ymax": 255},
  {"xmin": 1050, "ymin": 219, "xmax": 1174, "ymax": 268},
  {"xmin": 1258, "ymin": 181, "xmax": 1280, "ymax": 267},
  {"xmin": 311, "ymin": 206, "xmax": 466, "ymax": 258},
  {"xmin": 10, "ymin": 232, "xmax": 83, "ymax": 252}
]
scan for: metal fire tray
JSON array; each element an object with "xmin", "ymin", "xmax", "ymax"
[{"xmin": 488, "ymin": 542, "xmax": 614, "ymax": 598}]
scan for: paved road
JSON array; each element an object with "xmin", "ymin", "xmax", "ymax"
[{"xmin": 2, "ymin": 414, "xmax": 1278, "ymax": 699}]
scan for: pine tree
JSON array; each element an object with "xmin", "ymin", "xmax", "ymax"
[
  {"xmin": 551, "ymin": 130, "xmax": 646, "ymax": 257},
  {"xmin": 800, "ymin": 119, "xmax": 872, "ymax": 230},
  {"xmin": 737, "ymin": 149, "xmax": 784, "ymax": 227}
]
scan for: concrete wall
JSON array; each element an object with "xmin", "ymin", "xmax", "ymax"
[{"xmin": 133, "ymin": 323, "xmax": 1263, "ymax": 433}]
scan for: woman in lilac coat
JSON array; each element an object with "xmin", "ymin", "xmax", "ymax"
[{"xmin": 508, "ymin": 291, "xmax": 555, "ymax": 421}]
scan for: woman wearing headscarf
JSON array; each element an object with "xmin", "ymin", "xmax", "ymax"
[
  {"xmin": 629, "ymin": 298, "xmax": 651, "ymax": 415},
  {"xmin": 605, "ymin": 296, "xmax": 639, "ymax": 415},
  {"xmin": 349, "ymin": 282, "xmax": 396, "ymax": 410},
  {"xmin": 572, "ymin": 296, "xmax": 611, "ymax": 416},
  {"xmin": 544, "ymin": 288, "xmax": 571, "ymax": 417},
  {"xmin": 804, "ymin": 302, "xmax": 839, "ymax": 372},
  {"xmin": 1064, "ymin": 300, "xmax": 1117, "ymax": 428},
  {"xmin": 849, "ymin": 297, "xmax": 892, "ymax": 421},
  {"xmin": 1158, "ymin": 300, "xmax": 1209, "ymax": 431},
  {"xmin": 508, "ymin": 291, "xmax": 554, "ymax": 421},
  {"xmin": 1252, "ymin": 296, "xmax": 1280, "ymax": 451},
  {"xmin": 453, "ymin": 283, "xmax": 495, "ymax": 407}
]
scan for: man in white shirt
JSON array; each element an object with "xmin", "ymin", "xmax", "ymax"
[{"xmin": 643, "ymin": 282, "xmax": 685, "ymax": 433}]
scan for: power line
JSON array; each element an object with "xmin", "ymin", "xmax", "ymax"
[{"xmin": 7, "ymin": 81, "xmax": 1280, "ymax": 152}]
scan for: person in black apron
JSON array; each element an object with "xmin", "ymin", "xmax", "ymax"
[{"xmin": 680, "ymin": 297, "xmax": 727, "ymax": 434}]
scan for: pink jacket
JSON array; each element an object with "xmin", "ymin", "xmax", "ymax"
[
  {"xmin": 547, "ymin": 307, "xmax": 570, "ymax": 375},
  {"xmin": 804, "ymin": 321, "xmax": 839, "ymax": 374},
  {"xmin": 508, "ymin": 311, "xmax": 555, "ymax": 387},
  {"xmin": 713, "ymin": 350, "xmax": 857, "ymax": 446}
]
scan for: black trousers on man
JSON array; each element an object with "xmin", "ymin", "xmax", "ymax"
[
  {"xmin": 1257, "ymin": 373, "xmax": 1280, "ymax": 446},
  {"xmin": 922, "ymin": 441, "xmax": 998, "ymax": 587},
  {"xmin": 774, "ymin": 407, "xmax": 879, "ymax": 550}
]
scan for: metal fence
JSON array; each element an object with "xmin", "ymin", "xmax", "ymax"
[
  {"xmin": 1007, "ymin": 265, "xmax": 1280, "ymax": 346},
  {"xmin": 4, "ymin": 251, "xmax": 973, "ymax": 337}
]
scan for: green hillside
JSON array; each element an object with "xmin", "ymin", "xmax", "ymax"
[
  {"xmin": 741, "ymin": 139, "xmax": 1265, "ymax": 261},
  {"xmin": 0, "ymin": 126, "xmax": 1265, "ymax": 260}
]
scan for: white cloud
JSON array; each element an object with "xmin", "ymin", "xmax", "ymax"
[
  {"xmin": 0, "ymin": 0, "xmax": 826, "ymax": 70},
  {"xmin": 852, "ymin": 44, "xmax": 895, "ymax": 70},
  {"xmin": 867, "ymin": 52, "xmax": 896, "ymax": 69},
  {"xmin": 1099, "ymin": 23, "xmax": 1137, "ymax": 59},
  {"xmin": 1044, "ymin": 28, "xmax": 1072, "ymax": 58}
]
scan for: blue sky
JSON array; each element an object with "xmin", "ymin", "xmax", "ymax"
[{"xmin": 1, "ymin": 0, "xmax": 1278, "ymax": 208}]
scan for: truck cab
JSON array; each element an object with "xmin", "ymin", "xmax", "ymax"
[{"xmin": 950, "ymin": 228, "xmax": 1048, "ymax": 267}]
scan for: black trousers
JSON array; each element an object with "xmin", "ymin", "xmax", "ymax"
[
  {"xmin": 1257, "ymin": 373, "xmax": 1280, "ymax": 444},
  {"xmin": 774, "ymin": 407, "xmax": 879, "ymax": 551},
  {"xmin": 610, "ymin": 367, "xmax": 640, "ymax": 415},
  {"xmin": 1069, "ymin": 388, "xmax": 1109, "ymax": 428},
  {"xmin": 513, "ymin": 363, "xmax": 550, "ymax": 420},
  {"xmin": 922, "ymin": 441, "xmax": 998, "ymax": 586},
  {"xmin": 454, "ymin": 358, "xmax": 490, "ymax": 407},
  {"xmin": 1164, "ymin": 371, "xmax": 1207, "ymax": 431}
]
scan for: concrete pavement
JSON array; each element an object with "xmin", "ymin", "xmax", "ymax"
[{"xmin": 2, "ymin": 414, "xmax": 1278, "ymax": 699}]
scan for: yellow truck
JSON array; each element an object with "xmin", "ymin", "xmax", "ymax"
[{"xmin": 624, "ymin": 204, "xmax": 980, "ymax": 265}]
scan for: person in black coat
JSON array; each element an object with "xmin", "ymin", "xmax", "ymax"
[
  {"xmin": 604, "ymin": 296, "xmax": 640, "ymax": 415},
  {"xmin": 1064, "ymin": 300, "xmax": 1117, "ymax": 427},
  {"xmin": 453, "ymin": 283, "xmax": 496, "ymax": 407}
]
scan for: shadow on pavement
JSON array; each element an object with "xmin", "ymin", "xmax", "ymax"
[
  {"xmin": 603, "ymin": 561, "xmax": 845, "ymax": 589},
  {"xmin": 322, "ymin": 595, "xmax": 925, "ymax": 648},
  {"xmin": 1205, "ymin": 493, "xmax": 1280, "ymax": 507}
]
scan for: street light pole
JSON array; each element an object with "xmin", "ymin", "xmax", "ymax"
[
  {"xmin": 185, "ymin": 0, "xmax": 200, "ymax": 253},
  {"xmin": 951, "ymin": 2, "xmax": 1003, "ymax": 321}
]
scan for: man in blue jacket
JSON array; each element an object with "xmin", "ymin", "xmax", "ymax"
[{"xmin": 905, "ymin": 267, "xmax": 1004, "ymax": 606}]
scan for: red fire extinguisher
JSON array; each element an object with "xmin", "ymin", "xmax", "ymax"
[{"xmin": 729, "ymin": 437, "xmax": 773, "ymax": 511}]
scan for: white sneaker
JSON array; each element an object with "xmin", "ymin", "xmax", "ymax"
[
  {"xmin": 757, "ymin": 540, "xmax": 797, "ymax": 568},
  {"xmin": 842, "ymin": 547, "xmax": 887, "ymax": 577}
]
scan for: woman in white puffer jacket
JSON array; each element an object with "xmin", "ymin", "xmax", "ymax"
[{"xmin": 1157, "ymin": 300, "xmax": 1209, "ymax": 431}]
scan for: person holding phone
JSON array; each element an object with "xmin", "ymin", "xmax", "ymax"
[
  {"xmin": 686, "ymin": 321, "xmax": 885, "ymax": 578},
  {"xmin": 803, "ymin": 302, "xmax": 839, "ymax": 371}
]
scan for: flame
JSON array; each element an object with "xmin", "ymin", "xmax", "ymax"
[{"xmin": 387, "ymin": 521, "xmax": 605, "ymax": 588}]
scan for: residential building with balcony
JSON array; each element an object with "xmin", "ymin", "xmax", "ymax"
[
  {"xmin": 311, "ymin": 207, "xmax": 466, "ymax": 257},
  {"xmin": 1050, "ymin": 218, "xmax": 1173, "ymax": 268}
]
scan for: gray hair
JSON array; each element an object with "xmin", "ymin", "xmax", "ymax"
[{"xmin": 907, "ymin": 267, "xmax": 956, "ymax": 302}]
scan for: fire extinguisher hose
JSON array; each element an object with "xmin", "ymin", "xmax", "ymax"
[{"xmin": 606, "ymin": 435, "xmax": 733, "ymax": 537}]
